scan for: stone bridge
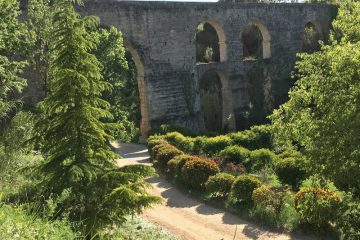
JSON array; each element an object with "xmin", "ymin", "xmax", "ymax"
[{"xmin": 24, "ymin": 1, "xmax": 337, "ymax": 138}]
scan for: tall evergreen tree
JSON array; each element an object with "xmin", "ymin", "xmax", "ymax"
[
  {"xmin": 0, "ymin": 0, "xmax": 27, "ymax": 121},
  {"xmin": 34, "ymin": 0, "xmax": 159, "ymax": 237}
]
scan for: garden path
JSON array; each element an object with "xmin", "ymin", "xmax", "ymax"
[{"xmin": 113, "ymin": 142, "xmax": 313, "ymax": 240}]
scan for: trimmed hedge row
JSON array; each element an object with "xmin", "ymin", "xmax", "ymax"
[
  {"xmin": 148, "ymin": 129, "xmax": 357, "ymax": 236},
  {"xmin": 157, "ymin": 124, "xmax": 274, "ymax": 156}
]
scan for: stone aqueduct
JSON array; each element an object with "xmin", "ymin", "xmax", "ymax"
[{"xmin": 23, "ymin": 1, "xmax": 336, "ymax": 138}]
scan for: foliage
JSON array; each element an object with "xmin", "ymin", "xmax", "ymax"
[
  {"xmin": 337, "ymin": 199, "xmax": 360, "ymax": 240},
  {"xmin": 229, "ymin": 125, "xmax": 273, "ymax": 150},
  {"xmin": 0, "ymin": 204, "xmax": 76, "ymax": 240},
  {"xmin": 31, "ymin": 1, "xmax": 159, "ymax": 237},
  {"xmin": 0, "ymin": 0, "xmax": 27, "ymax": 120},
  {"xmin": 274, "ymin": 156, "xmax": 307, "ymax": 189},
  {"xmin": 230, "ymin": 175, "xmax": 261, "ymax": 203},
  {"xmin": 154, "ymin": 144, "xmax": 183, "ymax": 171},
  {"xmin": 270, "ymin": 2, "xmax": 360, "ymax": 196},
  {"xmin": 164, "ymin": 132, "xmax": 194, "ymax": 153},
  {"xmin": 219, "ymin": 146, "xmax": 250, "ymax": 164},
  {"xmin": 295, "ymin": 187, "xmax": 342, "ymax": 228},
  {"xmin": 252, "ymin": 185, "xmax": 287, "ymax": 214},
  {"xmin": 181, "ymin": 158, "xmax": 220, "ymax": 189},
  {"xmin": 248, "ymin": 148, "xmax": 277, "ymax": 172},
  {"xmin": 166, "ymin": 154, "xmax": 195, "ymax": 178},
  {"xmin": 92, "ymin": 27, "xmax": 140, "ymax": 142},
  {"xmin": 205, "ymin": 172, "xmax": 235, "ymax": 198},
  {"xmin": 147, "ymin": 136, "xmax": 167, "ymax": 158},
  {"xmin": 203, "ymin": 47, "xmax": 214, "ymax": 63},
  {"xmin": 201, "ymin": 135, "xmax": 232, "ymax": 156},
  {"xmin": 223, "ymin": 162, "xmax": 246, "ymax": 176},
  {"xmin": 103, "ymin": 215, "xmax": 178, "ymax": 240}
]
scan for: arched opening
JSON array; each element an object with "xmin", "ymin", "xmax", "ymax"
[
  {"xmin": 242, "ymin": 21, "xmax": 271, "ymax": 60},
  {"xmin": 195, "ymin": 21, "xmax": 227, "ymax": 63},
  {"xmin": 199, "ymin": 70, "xmax": 223, "ymax": 132},
  {"xmin": 123, "ymin": 40, "xmax": 150, "ymax": 141},
  {"xmin": 302, "ymin": 21, "xmax": 322, "ymax": 53}
]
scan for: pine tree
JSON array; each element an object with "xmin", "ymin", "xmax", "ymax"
[
  {"xmin": 0, "ymin": 0, "xmax": 27, "ymax": 121},
  {"xmin": 34, "ymin": 1, "xmax": 160, "ymax": 237}
]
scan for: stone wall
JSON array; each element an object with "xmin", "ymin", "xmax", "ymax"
[{"xmin": 23, "ymin": 1, "xmax": 337, "ymax": 137}]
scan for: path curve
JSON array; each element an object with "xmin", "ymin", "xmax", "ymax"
[{"xmin": 113, "ymin": 142, "xmax": 314, "ymax": 240}]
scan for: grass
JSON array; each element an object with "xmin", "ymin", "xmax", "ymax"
[
  {"xmin": 0, "ymin": 204, "xmax": 77, "ymax": 240},
  {"xmin": 102, "ymin": 215, "xmax": 179, "ymax": 240}
]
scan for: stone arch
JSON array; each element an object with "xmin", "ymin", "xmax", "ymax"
[
  {"xmin": 199, "ymin": 69, "xmax": 235, "ymax": 132},
  {"xmin": 242, "ymin": 20, "xmax": 271, "ymax": 60},
  {"xmin": 302, "ymin": 20, "xmax": 324, "ymax": 53},
  {"xmin": 195, "ymin": 20, "xmax": 227, "ymax": 63},
  {"xmin": 123, "ymin": 40, "xmax": 150, "ymax": 141}
]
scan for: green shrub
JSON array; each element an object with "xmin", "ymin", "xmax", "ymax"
[
  {"xmin": 155, "ymin": 144, "xmax": 183, "ymax": 170},
  {"xmin": 181, "ymin": 158, "xmax": 220, "ymax": 189},
  {"xmin": 252, "ymin": 185, "xmax": 287, "ymax": 214},
  {"xmin": 166, "ymin": 154, "xmax": 195, "ymax": 178},
  {"xmin": 202, "ymin": 136, "xmax": 232, "ymax": 156},
  {"xmin": 249, "ymin": 149, "xmax": 277, "ymax": 172},
  {"xmin": 219, "ymin": 145, "xmax": 250, "ymax": 164},
  {"xmin": 229, "ymin": 125, "xmax": 273, "ymax": 150},
  {"xmin": 337, "ymin": 200, "xmax": 360, "ymax": 240},
  {"xmin": 192, "ymin": 136, "xmax": 206, "ymax": 155},
  {"xmin": 164, "ymin": 132, "xmax": 193, "ymax": 153},
  {"xmin": 147, "ymin": 136, "xmax": 167, "ymax": 159},
  {"xmin": 231, "ymin": 175, "xmax": 261, "ymax": 203},
  {"xmin": 274, "ymin": 157, "xmax": 307, "ymax": 189},
  {"xmin": 205, "ymin": 173, "xmax": 235, "ymax": 197},
  {"xmin": 295, "ymin": 187, "xmax": 342, "ymax": 228},
  {"xmin": 150, "ymin": 143, "xmax": 170, "ymax": 161}
]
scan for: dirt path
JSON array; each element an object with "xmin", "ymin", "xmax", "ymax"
[{"xmin": 113, "ymin": 142, "xmax": 312, "ymax": 240}]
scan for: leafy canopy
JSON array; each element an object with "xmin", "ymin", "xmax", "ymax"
[{"xmin": 270, "ymin": 2, "xmax": 360, "ymax": 195}]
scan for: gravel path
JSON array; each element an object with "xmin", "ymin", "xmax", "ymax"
[{"xmin": 113, "ymin": 142, "xmax": 312, "ymax": 240}]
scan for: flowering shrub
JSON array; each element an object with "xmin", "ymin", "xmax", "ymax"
[
  {"xmin": 181, "ymin": 158, "xmax": 220, "ymax": 189},
  {"xmin": 230, "ymin": 175, "xmax": 261, "ymax": 203},
  {"xmin": 205, "ymin": 173, "xmax": 235, "ymax": 197},
  {"xmin": 295, "ymin": 187, "xmax": 342, "ymax": 228}
]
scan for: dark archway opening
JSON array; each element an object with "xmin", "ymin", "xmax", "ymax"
[
  {"xmin": 196, "ymin": 22, "xmax": 220, "ymax": 63},
  {"xmin": 199, "ymin": 70, "xmax": 223, "ymax": 132},
  {"xmin": 242, "ymin": 24, "xmax": 263, "ymax": 60},
  {"xmin": 302, "ymin": 22, "xmax": 321, "ymax": 53}
]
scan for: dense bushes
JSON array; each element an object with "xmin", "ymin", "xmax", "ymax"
[
  {"xmin": 337, "ymin": 200, "xmax": 360, "ymax": 240},
  {"xmin": 181, "ymin": 158, "xmax": 220, "ymax": 189},
  {"xmin": 230, "ymin": 175, "xmax": 261, "ymax": 203},
  {"xmin": 274, "ymin": 156, "xmax": 307, "ymax": 189},
  {"xmin": 154, "ymin": 144, "xmax": 183, "ymax": 170},
  {"xmin": 249, "ymin": 149, "xmax": 277, "ymax": 172},
  {"xmin": 166, "ymin": 154, "xmax": 200, "ymax": 178},
  {"xmin": 219, "ymin": 146, "xmax": 250, "ymax": 164},
  {"xmin": 205, "ymin": 173, "xmax": 235, "ymax": 197},
  {"xmin": 164, "ymin": 132, "xmax": 193, "ymax": 153},
  {"xmin": 229, "ymin": 125, "xmax": 273, "ymax": 150},
  {"xmin": 295, "ymin": 187, "xmax": 342, "ymax": 228},
  {"xmin": 201, "ymin": 135, "xmax": 232, "ymax": 156}
]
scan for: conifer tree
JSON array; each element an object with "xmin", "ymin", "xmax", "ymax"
[
  {"xmin": 34, "ymin": 0, "xmax": 160, "ymax": 237},
  {"xmin": 0, "ymin": 0, "xmax": 27, "ymax": 121}
]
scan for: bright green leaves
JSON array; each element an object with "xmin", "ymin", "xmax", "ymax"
[{"xmin": 270, "ymin": 2, "xmax": 360, "ymax": 195}]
